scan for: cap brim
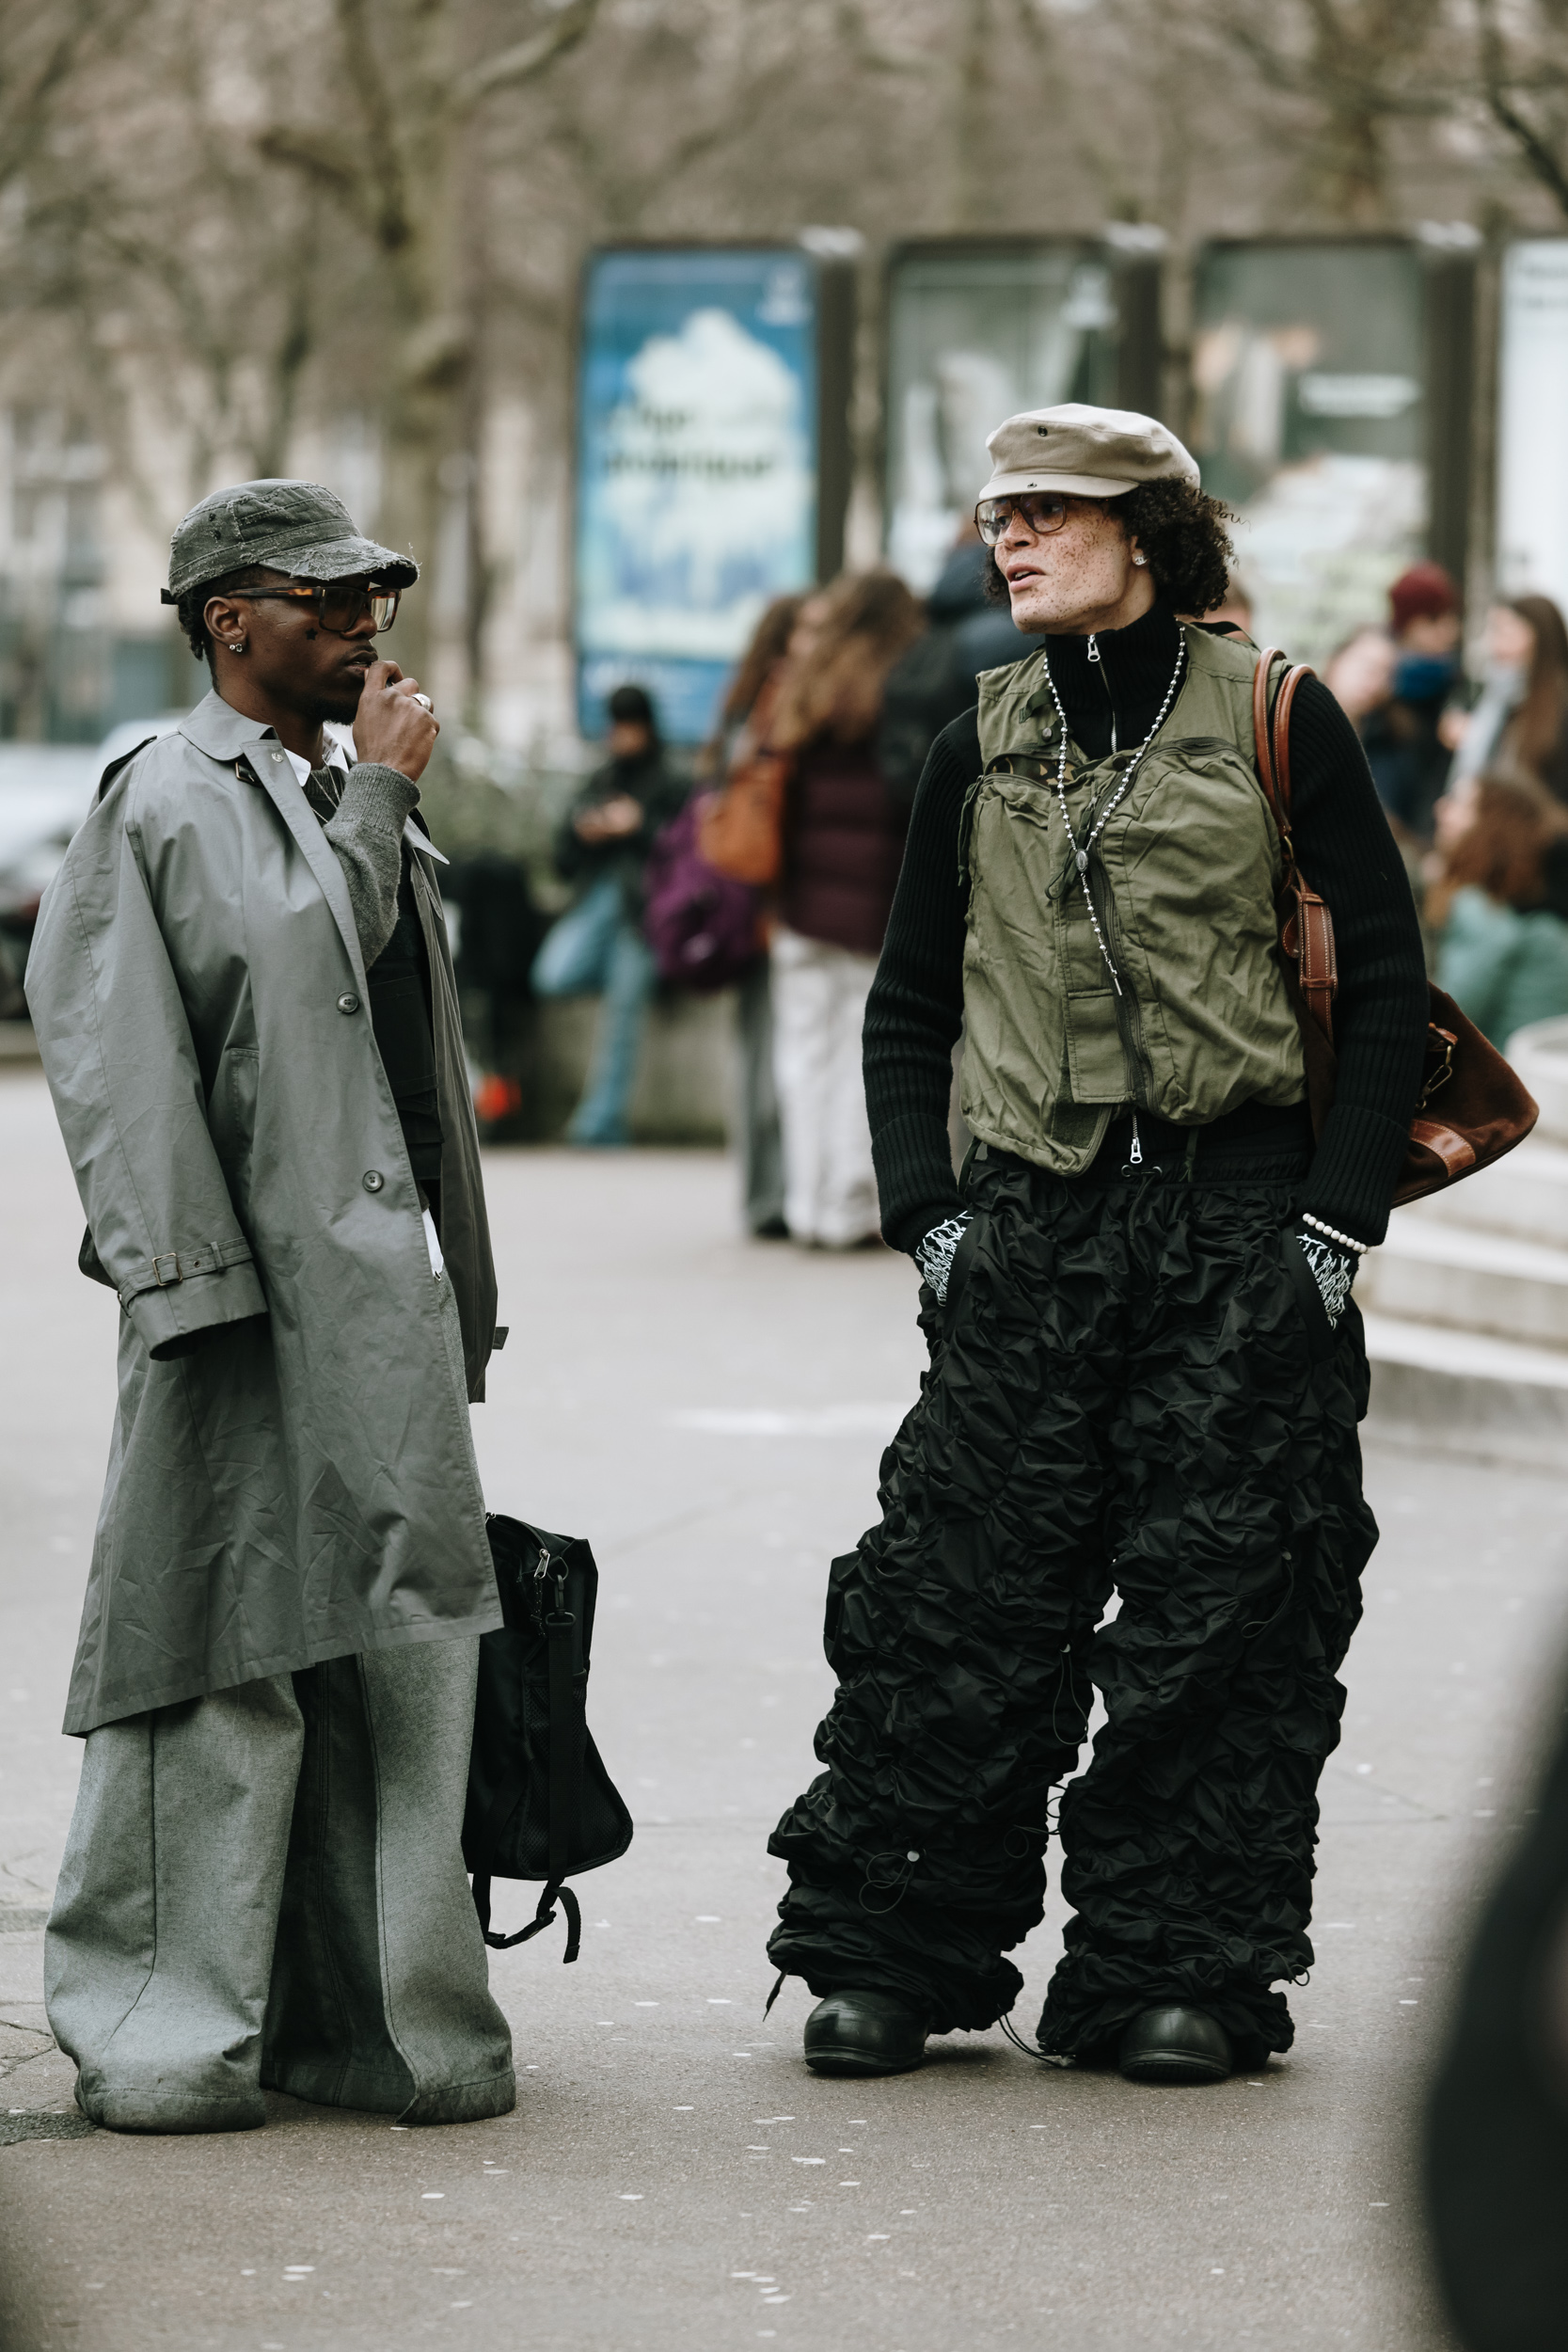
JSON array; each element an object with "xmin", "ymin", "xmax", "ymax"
[
  {"xmin": 285, "ymin": 535, "xmax": 419, "ymax": 589},
  {"xmin": 979, "ymin": 470, "xmax": 1136, "ymax": 501}
]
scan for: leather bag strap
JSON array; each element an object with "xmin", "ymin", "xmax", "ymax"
[
  {"xmin": 1251, "ymin": 646, "xmax": 1287, "ymax": 834},
  {"xmin": 1271, "ymin": 664, "xmax": 1308, "ymax": 830},
  {"xmin": 1251, "ymin": 647, "xmax": 1338, "ymax": 1049}
]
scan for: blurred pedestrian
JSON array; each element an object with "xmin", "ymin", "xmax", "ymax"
[
  {"xmin": 532, "ymin": 683, "xmax": 687, "ymax": 1148},
  {"xmin": 877, "ymin": 528, "xmax": 1031, "ymax": 805},
  {"xmin": 767, "ymin": 403, "xmax": 1428, "ymax": 2088},
  {"xmin": 1363, "ymin": 561, "xmax": 1464, "ymax": 841},
  {"xmin": 1429, "ymin": 772, "xmax": 1568, "ymax": 1048},
  {"xmin": 700, "ymin": 596, "xmax": 805, "ymax": 1237},
  {"xmin": 444, "ymin": 849, "xmax": 549, "ymax": 1140},
  {"xmin": 26, "ymin": 481, "xmax": 513, "ymax": 2133},
  {"xmin": 1203, "ymin": 571, "xmax": 1256, "ymax": 636},
  {"xmin": 1323, "ymin": 625, "xmax": 1397, "ymax": 741},
  {"xmin": 1449, "ymin": 595, "xmax": 1568, "ymax": 805},
  {"xmin": 705, "ymin": 595, "xmax": 805, "ymax": 777},
  {"xmin": 767, "ymin": 572, "xmax": 926, "ymax": 1248}
]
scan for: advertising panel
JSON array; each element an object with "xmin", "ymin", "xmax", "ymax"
[
  {"xmin": 1497, "ymin": 241, "xmax": 1568, "ymax": 616},
  {"xmin": 576, "ymin": 246, "xmax": 823, "ymax": 743},
  {"xmin": 884, "ymin": 243, "xmax": 1123, "ymax": 592},
  {"xmin": 1192, "ymin": 242, "xmax": 1427, "ymax": 666}
]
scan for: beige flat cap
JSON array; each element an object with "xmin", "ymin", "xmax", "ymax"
[{"xmin": 980, "ymin": 402, "xmax": 1199, "ymax": 501}]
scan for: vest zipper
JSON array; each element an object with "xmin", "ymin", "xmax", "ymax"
[{"xmin": 1085, "ymin": 633, "xmax": 1118, "ymax": 755}]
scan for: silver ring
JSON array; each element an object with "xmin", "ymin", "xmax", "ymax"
[{"xmin": 413, "ymin": 691, "xmax": 433, "ymax": 712}]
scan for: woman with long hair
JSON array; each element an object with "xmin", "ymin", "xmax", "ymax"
[
  {"xmin": 767, "ymin": 571, "xmax": 926, "ymax": 1248},
  {"xmin": 1451, "ymin": 595, "xmax": 1568, "ymax": 804},
  {"xmin": 1430, "ymin": 772, "xmax": 1568, "ymax": 1047},
  {"xmin": 703, "ymin": 594, "xmax": 807, "ymax": 1236},
  {"xmin": 704, "ymin": 594, "xmax": 805, "ymax": 777}
]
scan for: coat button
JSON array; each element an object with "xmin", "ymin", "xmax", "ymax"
[
  {"xmin": 338, "ymin": 992, "xmax": 359, "ymax": 1014},
  {"xmin": 362, "ymin": 1169, "xmax": 385, "ymax": 1193}
]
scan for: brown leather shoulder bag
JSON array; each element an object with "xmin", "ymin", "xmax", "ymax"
[
  {"xmin": 698, "ymin": 666, "xmax": 794, "ymax": 888},
  {"xmin": 1250, "ymin": 646, "xmax": 1538, "ymax": 1208}
]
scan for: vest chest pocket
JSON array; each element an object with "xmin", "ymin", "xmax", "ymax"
[{"xmin": 1057, "ymin": 885, "xmax": 1130, "ymax": 1104}]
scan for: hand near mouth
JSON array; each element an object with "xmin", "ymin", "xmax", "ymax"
[{"xmin": 352, "ymin": 657, "xmax": 439, "ymax": 783}]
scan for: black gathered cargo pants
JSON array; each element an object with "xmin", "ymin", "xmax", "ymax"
[{"xmin": 767, "ymin": 1137, "xmax": 1376, "ymax": 2063}]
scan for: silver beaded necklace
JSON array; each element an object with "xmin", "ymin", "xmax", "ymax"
[{"xmin": 1040, "ymin": 630, "xmax": 1187, "ymax": 996}]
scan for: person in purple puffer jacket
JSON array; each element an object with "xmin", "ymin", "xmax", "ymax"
[{"xmin": 768, "ymin": 572, "xmax": 926, "ymax": 1247}]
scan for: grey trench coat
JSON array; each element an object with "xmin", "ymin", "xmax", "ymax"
[{"xmin": 27, "ymin": 691, "xmax": 503, "ymax": 1735}]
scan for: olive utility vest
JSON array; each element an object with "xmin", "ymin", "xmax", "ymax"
[{"xmin": 959, "ymin": 624, "xmax": 1307, "ymax": 1176}]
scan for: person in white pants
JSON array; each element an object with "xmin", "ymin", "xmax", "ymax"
[
  {"xmin": 766, "ymin": 572, "xmax": 926, "ymax": 1248},
  {"xmin": 769, "ymin": 924, "xmax": 880, "ymax": 1247}
]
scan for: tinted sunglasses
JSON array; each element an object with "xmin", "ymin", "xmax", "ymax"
[
  {"xmin": 231, "ymin": 580, "xmax": 401, "ymax": 634},
  {"xmin": 974, "ymin": 492, "xmax": 1075, "ymax": 547}
]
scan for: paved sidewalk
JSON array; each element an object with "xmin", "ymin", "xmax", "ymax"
[{"xmin": 1, "ymin": 1068, "xmax": 1562, "ymax": 2350}]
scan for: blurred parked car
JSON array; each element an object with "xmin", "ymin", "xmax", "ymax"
[{"xmin": 0, "ymin": 716, "xmax": 184, "ymax": 1002}]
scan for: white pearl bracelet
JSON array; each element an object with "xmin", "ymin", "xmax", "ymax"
[{"xmin": 1301, "ymin": 1212, "xmax": 1370, "ymax": 1257}]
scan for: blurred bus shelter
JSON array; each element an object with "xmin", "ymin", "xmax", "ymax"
[
  {"xmin": 1190, "ymin": 237, "xmax": 1476, "ymax": 667},
  {"xmin": 1497, "ymin": 239, "xmax": 1568, "ymax": 621},
  {"xmin": 881, "ymin": 234, "xmax": 1162, "ymax": 592},
  {"xmin": 573, "ymin": 243, "xmax": 853, "ymax": 746}
]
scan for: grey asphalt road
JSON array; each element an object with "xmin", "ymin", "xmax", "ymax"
[{"xmin": 2, "ymin": 1065, "xmax": 1562, "ymax": 2352}]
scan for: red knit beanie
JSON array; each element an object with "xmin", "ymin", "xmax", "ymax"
[{"xmin": 1388, "ymin": 562, "xmax": 1460, "ymax": 634}]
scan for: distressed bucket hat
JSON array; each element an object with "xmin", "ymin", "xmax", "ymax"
[
  {"xmin": 979, "ymin": 403, "xmax": 1200, "ymax": 501},
  {"xmin": 162, "ymin": 478, "xmax": 418, "ymax": 602}
]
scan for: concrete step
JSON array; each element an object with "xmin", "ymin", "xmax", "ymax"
[
  {"xmin": 1405, "ymin": 1136, "xmax": 1568, "ymax": 1248},
  {"xmin": 1358, "ymin": 1212, "xmax": 1568, "ymax": 1350},
  {"xmin": 1363, "ymin": 1310, "xmax": 1568, "ymax": 1469}
]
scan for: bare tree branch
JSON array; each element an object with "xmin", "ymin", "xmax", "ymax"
[
  {"xmin": 1477, "ymin": 0, "xmax": 1568, "ymax": 220},
  {"xmin": 452, "ymin": 0, "xmax": 605, "ymax": 113},
  {"xmin": 0, "ymin": 0, "xmax": 144, "ymax": 190}
]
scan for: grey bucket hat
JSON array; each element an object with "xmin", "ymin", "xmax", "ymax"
[{"xmin": 161, "ymin": 479, "xmax": 418, "ymax": 603}]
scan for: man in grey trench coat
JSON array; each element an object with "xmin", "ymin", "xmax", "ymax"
[{"xmin": 26, "ymin": 480, "xmax": 515, "ymax": 2133}]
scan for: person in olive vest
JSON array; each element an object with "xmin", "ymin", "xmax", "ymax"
[{"xmin": 765, "ymin": 405, "xmax": 1430, "ymax": 2087}]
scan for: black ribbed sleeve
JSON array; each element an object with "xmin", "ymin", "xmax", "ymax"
[{"xmin": 864, "ymin": 608, "xmax": 1430, "ymax": 1258}]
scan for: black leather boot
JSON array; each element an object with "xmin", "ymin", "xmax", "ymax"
[
  {"xmin": 1117, "ymin": 2005, "xmax": 1233, "ymax": 2084},
  {"xmin": 803, "ymin": 1990, "xmax": 930, "ymax": 2076}
]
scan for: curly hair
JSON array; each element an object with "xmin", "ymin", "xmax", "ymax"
[
  {"xmin": 982, "ymin": 479, "xmax": 1237, "ymax": 618},
  {"xmin": 173, "ymin": 565, "xmax": 272, "ymax": 667}
]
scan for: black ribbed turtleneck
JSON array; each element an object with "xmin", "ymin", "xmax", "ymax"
[
  {"xmin": 1025, "ymin": 596, "xmax": 1189, "ymax": 762},
  {"xmin": 863, "ymin": 600, "xmax": 1430, "ymax": 1255}
]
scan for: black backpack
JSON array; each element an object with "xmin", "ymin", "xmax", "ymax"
[{"xmin": 463, "ymin": 1516, "xmax": 633, "ymax": 1962}]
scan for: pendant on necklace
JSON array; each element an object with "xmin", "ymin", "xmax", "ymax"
[{"xmin": 1075, "ymin": 850, "xmax": 1088, "ymax": 873}]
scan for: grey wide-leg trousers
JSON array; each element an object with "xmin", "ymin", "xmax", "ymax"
[{"xmin": 45, "ymin": 1638, "xmax": 515, "ymax": 2135}]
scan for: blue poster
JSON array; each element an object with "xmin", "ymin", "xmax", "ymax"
[{"xmin": 576, "ymin": 247, "xmax": 819, "ymax": 743}]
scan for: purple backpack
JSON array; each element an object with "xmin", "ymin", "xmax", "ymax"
[{"xmin": 641, "ymin": 795, "xmax": 764, "ymax": 992}]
